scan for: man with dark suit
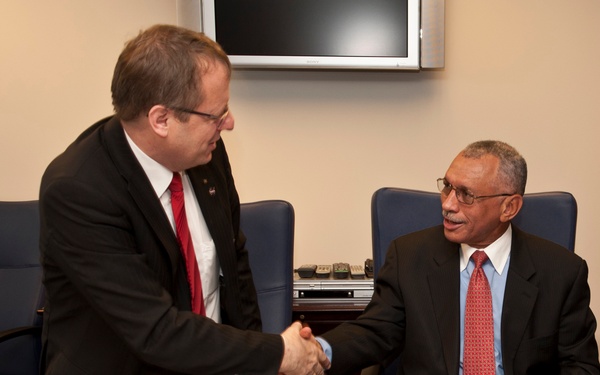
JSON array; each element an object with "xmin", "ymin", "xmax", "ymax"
[
  {"xmin": 39, "ymin": 24, "xmax": 328, "ymax": 374},
  {"xmin": 319, "ymin": 140, "xmax": 600, "ymax": 374}
]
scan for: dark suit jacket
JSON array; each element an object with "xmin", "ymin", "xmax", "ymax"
[
  {"xmin": 39, "ymin": 116, "xmax": 282, "ymax": 374},
  {"xmin": 322, "ymin": 225, "xmax": 600, "ymax": 375}
]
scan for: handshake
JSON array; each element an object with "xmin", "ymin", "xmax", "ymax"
[{"xmin": 278, "ymin": 321, "xmax": 331, "ymax": 375}]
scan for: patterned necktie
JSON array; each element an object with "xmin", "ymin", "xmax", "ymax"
[
  {"xmin": 169, "ymin": 172, "xmax": 205, "ymax": 316},
  {"xmin": 464, "ymin": 250, "xmax": 495, "ymax": 375}
]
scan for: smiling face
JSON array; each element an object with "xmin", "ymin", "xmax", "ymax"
[
  {"xmin": 165, "ymin": 62, "xmax": 234, "ymax": 170},
  {"xmin": 441, "ymin": 153, "xmax": 514, "ymax": 248}
]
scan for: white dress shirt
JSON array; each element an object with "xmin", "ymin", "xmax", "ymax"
[{"xmin": 124, "ymin": 129, "xmax": 221, "ymax": 323}]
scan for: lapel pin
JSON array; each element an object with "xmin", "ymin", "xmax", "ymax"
[{"xmin": 209, "ymin": 187, "xmax": 216, "ymax": 196}]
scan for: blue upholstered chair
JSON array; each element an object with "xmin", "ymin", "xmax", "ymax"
[
  {"xmin": 370, "ymin": 187, "xmax": 577, "ymax": 375},
  {"xmin": 241, "ymin": 200, "xmax": 295, "ymax": 334},
  {"xmin": 0, "ymin": 201, "xmax": 44, "ymax": 375}
]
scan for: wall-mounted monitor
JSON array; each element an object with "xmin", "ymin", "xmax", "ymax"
[{"xmin": 201, "ymin": 0, "xmax": 443, "ymax": 71}]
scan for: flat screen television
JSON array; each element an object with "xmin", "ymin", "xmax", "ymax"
[{"xmin": 201, "ymin": 0, "xmax": 422, "ymax": 70}]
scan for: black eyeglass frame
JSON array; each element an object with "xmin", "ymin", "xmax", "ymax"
[
  {"xmin": 436, "ymin": 178, "xmax": 516, "ymax": 205},
  {"xmin": 171, "ymin": 107, "xmax": 229, "ymax": 129}
]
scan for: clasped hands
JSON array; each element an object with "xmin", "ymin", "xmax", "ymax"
[{"xmin": 279, "ymin": 321, "xmax": 331, "ymax": 375}]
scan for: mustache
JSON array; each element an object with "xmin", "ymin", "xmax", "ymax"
[{"xmin": 442, "ymin": 210, "xmax": 463, "ymax": 224}]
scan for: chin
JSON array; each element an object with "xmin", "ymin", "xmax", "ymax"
[
  {"xmin": 443, "ymin": 230, "xmax": 464, "ymax": 245},
  {"xmin": 199, "ymin": 153, "xmax": 213, "ymax": 165}
]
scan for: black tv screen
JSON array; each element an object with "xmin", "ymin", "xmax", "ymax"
[{"xmin": 202, "ymin": 0, "xmax": 421, "ymax": 70}]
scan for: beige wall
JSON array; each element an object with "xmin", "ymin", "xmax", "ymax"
[{"xmin": 2, "ymin": 1, "xmax": 600, "ymax": 320}]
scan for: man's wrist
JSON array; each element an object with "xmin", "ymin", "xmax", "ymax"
[{"xmin": 315, "ymin": 336, "xmax": 333, "ymax": 363}]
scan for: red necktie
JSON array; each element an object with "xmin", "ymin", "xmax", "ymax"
[
  {"xmin": 169, "ymin": 172, "xmax": 205, "ymax": 316},
  {"xmin": 464, "ymin": 250, "xmax": 495, "ymax": 375}
]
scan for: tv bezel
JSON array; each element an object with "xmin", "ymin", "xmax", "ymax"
[{"xmin": 201, "ymin": 0, "xmax": 421, "ymax": 70}]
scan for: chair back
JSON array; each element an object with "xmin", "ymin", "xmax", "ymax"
[
  {"xmin": 241, "ymin": 200, "xmax": 294, "ymax": 334},
  {"xmin": 370, "ymin": 187, "xmax": 577, "ymax": 375},
  {"xmin": 0, "ymin": 201, "xmax": 44, "ymax": 375},
  {"xmin": 371, "ymin": 188, "xmax": 442, "ymax": 276},
  {"xmin": 372, "ymin": 188, "xmax": 578, "ymax": 276}
]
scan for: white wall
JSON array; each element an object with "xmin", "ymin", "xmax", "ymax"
[{"xmin": 2, "ymin": 0, "xmax": 600, "ymax": 320}]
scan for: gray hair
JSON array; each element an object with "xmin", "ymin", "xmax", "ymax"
[{"xmin": 461, "ymin": 140, "xmax": 527, "ymax": 195}]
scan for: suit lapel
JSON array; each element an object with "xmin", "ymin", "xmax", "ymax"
[
  {"xmin": 424, "ymin": 227, "xmax": 539, "ymax": 374},
  {"xmin": 101, "ymin": 117, "xmax": 182, "ymax": 276},
  {"xmin": 428, "ymin": 239, "xmax": 462, "ymax": 374},
  {"xmin": 187, "ymin": 165, "xmax": 234, "ymax": 274},
  {"xmin": 501, "ymin": 227, "xmax": 538, "ymax": 374}
]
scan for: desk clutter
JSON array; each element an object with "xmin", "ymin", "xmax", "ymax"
[{"xmin": 293, "ymin": 260, "xmax": 374, "ymax": 306}]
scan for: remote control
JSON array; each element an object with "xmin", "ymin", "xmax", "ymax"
[
  {"xmin": 332, "ymin": 262, "xmax": 349, "ymax": 279},
  {"xmin": 364, "ymin": 258, "xmax": 374, "ymax": 278},
  {"xmin": 297, "ymin": 264, "xmax": 317, "ymax": 278},
  {"xmin": 350, "ymin": 264, "xmax": 365, "ymax": 279},
  {"xmin": 315, "ymin": 265, "xmax": 331, "ymax": 278}
]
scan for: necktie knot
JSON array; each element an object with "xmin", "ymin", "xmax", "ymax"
[
  {"xmin": 471, "ymin": 250, "xmax": 489, "ymax": 269},
  {"xmin": 169, "ymin": 172, "xmax": 183, "ymax": 193}
]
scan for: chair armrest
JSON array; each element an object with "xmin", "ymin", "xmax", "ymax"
[{"xmin": 0, "ymin": 325, "xmax": 42, "ymax": 343}]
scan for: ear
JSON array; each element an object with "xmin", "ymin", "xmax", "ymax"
[
  {"xmin": 147, "ymin": 105, "xmax": 171, "ymax": 138},
  {"xmin": 500, "ymin": 194, "xmax": 523, "ymax": 223}
]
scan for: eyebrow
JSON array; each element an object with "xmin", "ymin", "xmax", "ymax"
[{"xmin": 445, "ymin": 178, "xmax": 474, "ymax": 195}]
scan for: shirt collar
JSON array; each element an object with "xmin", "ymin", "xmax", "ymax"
[
  {"xmin": 459, "ymin": 225, "xmax": 512, "ymax": 275},
  {"xmin": 123, "ymin": 128, "xmax": 174, "ymax": 198}
]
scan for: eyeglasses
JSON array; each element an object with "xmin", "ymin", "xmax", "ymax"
[
  {"xmin": 172, "ymin": 107, "xmax": 229, "ymax": 130},
  {"xmin": 437, "ymin": 178, "xmax": 515, "ymax": 205}
]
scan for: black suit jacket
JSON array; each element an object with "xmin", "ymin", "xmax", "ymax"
[
  {"xmin": 39, "ymin": 116, "xmax": 282, "ymax": 374},
  {"xmin": 322, "ymin": 225, "xmax": 600, "ymax": 374}
]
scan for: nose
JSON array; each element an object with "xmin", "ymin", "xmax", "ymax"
[
  {"xmin": 441, "ymin": 188, "xmax": 459, "ymax": 211},
  {"xmin": 219, "ymin": 111, "xmax": 234, "ymax": 131}
]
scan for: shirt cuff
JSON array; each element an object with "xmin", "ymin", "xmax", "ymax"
[{"xmin": 316, "ymin": 336, "xmax": 333, "ymax": 362}]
